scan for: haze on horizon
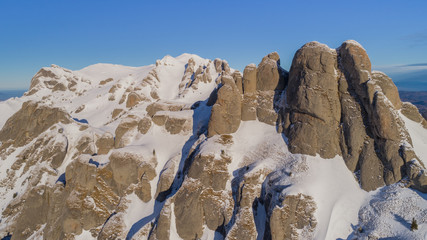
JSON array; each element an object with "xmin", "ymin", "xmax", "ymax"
[{"xmin": 1, "ymin": 0, "xmax": 427, "ymax": 90}]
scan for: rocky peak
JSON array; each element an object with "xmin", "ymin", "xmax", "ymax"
[
  {"xmin": 284, "ymin": 40, "xmax": 425, "ymax": 191},
  {"xmin": 0, "ymin": 43, "xmax": 426, "ymax": 240}
]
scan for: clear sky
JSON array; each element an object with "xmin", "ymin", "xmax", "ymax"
[{"xmin": 1, "ymin": 0, "xmax": 427, "ymax": 90}]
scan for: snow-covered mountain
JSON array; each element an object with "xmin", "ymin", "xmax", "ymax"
[{"xmin": 0, "ymin": 41, "xmax": 426, "ymax": 240}]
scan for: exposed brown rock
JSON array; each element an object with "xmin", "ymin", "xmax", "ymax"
[
  {"xmin": 208, "ymin": 75, "xmax": 242, "ymax": 137},
  {"xmin": 241, "ymin": 93, "xmax": 257, "ymax": 121},
  {"xmin": 146, "ymin": 102, "xmax": 184, "ymax": 117},
  {"xmin": 96, "ymin": 132, "xmax": 114, "ymax": 155},
  {"xmin": 0, "ymin": 101, "xmax": 70, "ymax": 148},
  {"xmin": 112, "ymin": 108, "xmax": 124, "ymax": 119},
  {"xmin": 138, "ymin": 117, "xmax": 152, "ymax": 134},
  {"xmin": 75, "ymin": 133, "xmax": 96, "ymax": 156},
  {"xmin": 109, "ymin": 151, "xmax": 156, "ymax": 195},
  {"xmin": 286, "ymin": 42, "xmax": 341, "ymax": 158},
  {"xmin": 232, "ymin": 70, "xmax": 243, "ymax": 94},
  {"xmin": 74, "ymin": 105, "xmax": 85, "ymax": 113},
  {"xmin": 283, "ymin": 40, "xmax": 425, "ymax": 192},
  {"xmin": 228, "ymin": 168, "xmax": 272, "ymax": 240},
  {"xmin": 13, "ymin": 130, "xmax": 67, "ymax": 172},
  {"xmin": 99, "ymin": 78, "xmax": 113, "ymax": 85},
  {"xmin": 269, "ymin": 194, "xmax": 317, "ymax": 240},
  {"xmin": 114, "ymin": 115, "xmax": 140, "ymax": 148},
  {"xmin": 126, "ymin": 92, "xmax": 147, "ymax": 108},
  {"xmin": 174, "ymin": 179, "xmax": 204, "ymax": 240},
  {"xmin": 256, "ymin": 52, "xmax": 284, "ymax": 91},
  {"xmin": 155, "ymin": 154, "xmax": 180, "ymax": 199},
  {"xmin": 371, "ymin": 71, "xmax": 402, "ymax": 109},
  {"xmin": 214, "ymin": 59, "xmax": 231, "ymax": 75},
  {"xmin": 256, "ymin": 90, "xmax": 278, "ymax": 125},
  {"xmin": 401, "ymin": 102, "xmax": 425, "ymax": 123},
  {"xmin": 243, "ymin": 64, "xmax": 257, "ymax": 94},
  {"xmin": 187, "ymin": 154, "xmax": 231, "ymax": 191}
]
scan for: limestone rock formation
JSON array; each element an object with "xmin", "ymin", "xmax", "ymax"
[
  {"xmin": 286, "ymin": 42, "xmax": 341, "ymax": 158},
  {"xmin": 208, "ymin": 75, "xmax": 242, "ymax": 137},
  {"xmin": 269, "ymin": 194, "xmax": 317, "ymax": 240},
  {"xmin": 243, "ymin": 63, "xmax": 257, "ymax": 94},
  {"xmin": 1, "ymin": 45, "xmax": 427, "ymax": 240},
  {"xmin": 284, "ymin": 40, "xmax": 426, "ymax": 192},
  {"xmin": 214, "ymin": 58, "xmax": 231, "ymax": 75},
  {"xmin": 0, "ymin": 101, "xmax": 70, "ymax": 149}
]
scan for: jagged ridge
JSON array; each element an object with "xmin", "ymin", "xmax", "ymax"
[{"xmin": 0, "ymin": 43, "xmax": 426, "ymax": 240}]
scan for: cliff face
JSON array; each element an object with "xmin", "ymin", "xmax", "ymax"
[
  {"xmin": 0, "ymin": 43, "xmax": 426, "ymax": 240},
  {"xmin": 282, "ymin": 41, "xmax": 426, "ymax": 192}
]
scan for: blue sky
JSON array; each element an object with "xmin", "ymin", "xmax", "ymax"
[{"xmin": 1, "ymin": 0, "xmax": 427, "ymax": 90}]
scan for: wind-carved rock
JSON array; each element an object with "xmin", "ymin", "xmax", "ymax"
[
  {"xmin": 241, "ymin": 53, "xmax": 288, "ymax": 125},
  {"xmin": 286, "ymin": 42, "xmax": 341, "ymax": 158},
  {"xmin": 208, "ymin": 75, "xmax": 242, "ymax": 137},
  {"xmin": 208, "ymin": 52, "xmax": 288, "ymax": 137},
  {"xmin": 214, "ymin": 58, "xmax": 231, "ymax": 75},
  {"xmin": 255, "ymin": 52, "xmax": 287, "ymax": 125},
  {"xmin": 283, "ymin": 40, "xmax": 427, "ymax": 192},
  {"xmin": 241, "ymin": 64, "xmax": 258, "ymax": 121}
]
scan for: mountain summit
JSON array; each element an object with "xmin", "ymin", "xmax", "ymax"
[{"xmin": 0, "ymin": 41, "xmax": 426, "ymax": 240}]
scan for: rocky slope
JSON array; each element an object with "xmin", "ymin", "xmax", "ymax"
[{"xmin": 0, "ymin": 41, "xmax": 426, "ymax": 240}]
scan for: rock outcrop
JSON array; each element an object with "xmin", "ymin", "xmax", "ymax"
[
  {"xmin": 0, "ymin": 101, "xmax": 70, "ymax": 150},
  {"xmin": 208, "ymin": 75, "xmax": 242, "ymax": 137},
  {"xmin": 283, "ymin": 40, "xmax": 426, "ymax": 191},
  {"xmin": 1, "ymin": 43, "xmax": 427, "ymax": 240},
  {"xmin": 285, "ymin": 42, "xmax": 341, "ymax": 158},
  {"xmin": 269, "ymin": 194, "xmax": 317, "ymax": 240},
  {"xmin": 208, "ymin": 52, "xmax": 288, "ymax": 136}
]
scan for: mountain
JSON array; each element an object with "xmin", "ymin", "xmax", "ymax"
[{"xmin": 0, "ymin": 41, "xmax": 426, "ymax": 240}]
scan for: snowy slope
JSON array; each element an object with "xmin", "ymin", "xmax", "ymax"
[{"xmin": 0, "ymin": 53, "xmax": 426, "ymax": 240}]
